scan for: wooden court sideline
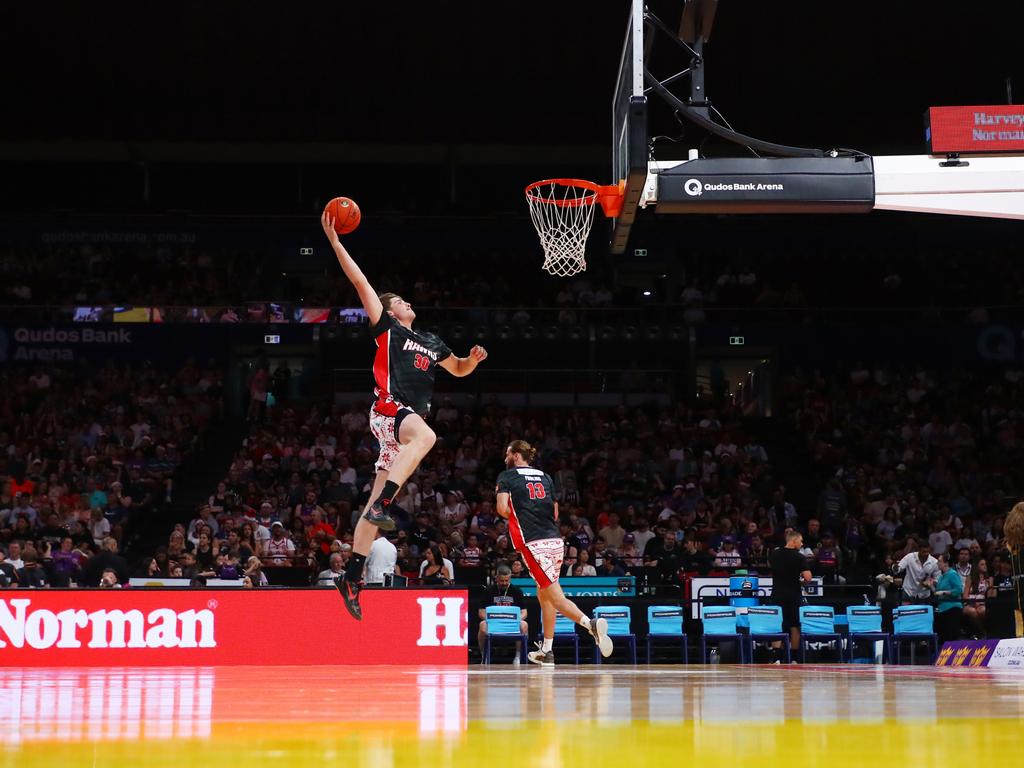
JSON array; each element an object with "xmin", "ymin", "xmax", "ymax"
[{"xmin": 3, "ymin": 664, "xmax": 1023, "ymax": 768}]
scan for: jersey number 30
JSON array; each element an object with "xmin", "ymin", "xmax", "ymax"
[
  {"xmin": 413, "ymin": 354, "xmax": 430, "ymax": 371},
  {"xmin": 526, "ymin": 482, "xmax": 546, "ymax": 500}
]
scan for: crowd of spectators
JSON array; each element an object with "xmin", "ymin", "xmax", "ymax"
[
  {"xmin": 4, "ymin": 236, "xmax": 1022, "ymax": 324},
  {"xmin": 153, "ymin": 359, "xmax": 1022, "ymax": 643},
  {"xmin": 0, "ymin": 242, "xmax": 624, "ymax": 313},
  {"xmin": 4, "ymin": 352, "xmax": 1021, "ymax": 643},
  {"xmin": 0, "ymin": 359, "xmax": 223, "ymax": 588},
  {"xmin": 167, "ymin": 393, "xmax": 784, "ymax": 590},
  {"xmin": 780, "ymin": 362, "xmax": 1024, "ymax": 636}
]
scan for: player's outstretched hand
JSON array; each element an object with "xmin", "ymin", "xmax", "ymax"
[
  {"xmin": 470, "ymin": 345, "xmax": 488, "ymax": 363},
  {"xmin": 320, "ymin": 211, "xmax": 340, "ymax": 246}
]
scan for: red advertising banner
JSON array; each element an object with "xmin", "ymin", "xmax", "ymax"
[
  {"xmin": 927, "ymin": 105, "xmax": 1024, "ymax": 154},
  {"xmin": 0, "ymin": 589, "xmax": 468, "ymax": 666}
]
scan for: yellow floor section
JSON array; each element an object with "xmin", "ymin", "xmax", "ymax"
[{"xmin": 3, "ymin": 665, "xmax": 1023, "ymax": 768}]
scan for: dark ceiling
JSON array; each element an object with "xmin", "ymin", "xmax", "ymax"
[{"xmin": 4, "ymin": 0, "xmax": 1023, "ymax": 152}]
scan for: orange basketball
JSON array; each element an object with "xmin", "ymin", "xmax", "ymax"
[{"xmin": 324, "ymin": 196, "xmax": 361, "ymax": 234}]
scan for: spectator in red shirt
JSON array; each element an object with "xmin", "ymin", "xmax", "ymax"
[
  {"xmin": 307, "ymin": 508, "xmax": 336, "ymax": 556},
  {"xmin": 10, "ymin": 474, "xmax": 35, "ymax": 499}
]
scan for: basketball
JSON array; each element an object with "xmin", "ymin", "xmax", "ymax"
[{"xmin": 324, "ymin": 197, "xmax": 361, "ymax": 234}]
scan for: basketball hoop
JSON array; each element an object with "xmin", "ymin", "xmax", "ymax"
[{"xmin": 525, "ymin": 179, "xmax": 625, "ymax": 277}]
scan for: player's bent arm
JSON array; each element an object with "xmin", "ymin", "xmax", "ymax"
[
  {"xmin": 495, "ymin": 491, "xmax": 511, "ymax": 519},
  {"xmin": 438, "ymin": 345, "xmax": 488, "ymax": 377},
  {"xmin": 321, "ymin": 211, "xmax": 384, "ymax": 324}
]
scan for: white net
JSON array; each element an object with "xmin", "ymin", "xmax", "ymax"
[{"xmin": 525, "ymin": 180, "xmax": 598, "ymax": 277}]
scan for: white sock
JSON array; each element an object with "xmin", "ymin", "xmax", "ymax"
[
  {"xmin": 542, "ymin": 638, "xmax": 553, "ymax": 653},
  {"xmin": 579, "ymin": 616, "xmax": 592, "ymax": 630}
]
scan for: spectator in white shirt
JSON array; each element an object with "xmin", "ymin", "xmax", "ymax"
[
  {"xmin": 5, "ymin": 541, "xmax": 25, "ymax": 571},
  {"xmin": 928, "ymin": 519, "xmax": 953, "ymax": 558},
  {"xmin": 897, "ymin": 542, "xmax": 940, "ymax": 603},
  {"xmin": 263, "ymin": 521, "xmax": 296, "ymax": 565},
  {"xmin": 187, "ymin": 504, "xmax": 219, "ymax": 544},
  {"xmin": 317, "ymin": 553, "xmax": 346, "ymax": 586},
  {"xmin": 713, "ymin": 536, "xmax": 743, "ymax": 568},
  {"xmin": 89, "ymin": 507, "xmax": 111, "ymax": 548},
  {"xmin": 366, "ymin": 532, "xmax": 399, "ymax": 585},
  {"xmin": 335, "ymin": 454, "xmax": 357, "ymax": 487},
  {"xmin": 572, "ymin": 549, "xmax": 597, "ymax": 576},
  {"xmin": 629, "ymin": 517, "xmax": 656, "ymax": 556}
]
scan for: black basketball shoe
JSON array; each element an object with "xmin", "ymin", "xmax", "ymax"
[
  {"xmin": 334, "ymin": 575, "xmax": 363, "ymax": 621},
  {"xmin": 362, "ymin": 499, "xmax": 396, "ymax": 531}
]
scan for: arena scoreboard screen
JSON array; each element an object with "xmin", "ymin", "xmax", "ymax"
[{"xmin": 926, "ymin": 105, "xmax": 1024, "ymax": 154}]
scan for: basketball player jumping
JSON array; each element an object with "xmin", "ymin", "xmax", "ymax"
[
  {"xmin": 322, "ymin": 211, "xmax": 488, "ymax": 620},
  {"xmin": 495, "ymin": 440, "xmax": 612, "ymax": 665}
]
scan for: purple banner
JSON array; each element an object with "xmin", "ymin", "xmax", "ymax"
[{"xmin": 935, "ymin": 640, "xmax": 1000, "ymax": 668}]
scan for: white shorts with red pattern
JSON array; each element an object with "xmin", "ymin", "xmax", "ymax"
[
  {"xmin": 519, "ymin": 537, "xmax": 564, "ymax": 589},
  {"xmin": 369, "ymin": 404, "xmax": 412, "ymax": 472}
]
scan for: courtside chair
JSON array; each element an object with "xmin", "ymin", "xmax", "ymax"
[
  {"xmin": 798, "ymin": 605, "xmax": 843, "ymax": 663},
  {"xmin": 539, "ymin": 611, "xmax": 580, "ymax": 665},
  {"xmin": 699, "ymin": 605, "xmax": 746, "ymax": 664},
  {"xmin": 483, "ymin": 605, "xmax": 528, "ymax": 665},
  {"xmin": 892, "ymin": 605, "xmax": 939, "ymax": 665},
  {"xmin": 845, "ymin": 606, "xmax": 892, "ymax": 664},
  {"xmin": 645, "ymin": 605, "xmax": 688, "ymax": 664},
  {"xmin": 593, "ymin": 606, "xmax": 638, "ymax": 664},
  {"xmin": 744, "ymin": 605, "xmax": 791, "ymax": 663}
]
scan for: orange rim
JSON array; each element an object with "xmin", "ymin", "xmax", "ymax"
[{"xmin": 525, "ymin": 179, "xmax": 625, "ymax": 217}]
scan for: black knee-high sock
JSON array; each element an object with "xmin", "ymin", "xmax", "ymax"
[
  {"xmin": 345, "ymin": 552, "xmax": 367, "ymax": 582},
  {"xmin": 378, "ymin": 480, "xmax": 400, "ymax": 505}
]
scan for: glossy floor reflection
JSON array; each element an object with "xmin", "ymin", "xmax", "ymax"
[{"xmin": 2, "ymin": 665, "xmax": 1023, "ymax": 767}]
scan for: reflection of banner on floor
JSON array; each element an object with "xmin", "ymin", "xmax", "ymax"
[
  {"xmin": 0, "ymin": 589, "xmax": 468, "ymax": 666},
  {"xmin": 934, "ymin": 638, "xmax": 1023, "ymax": 668},
  {"xmin": 0, "ymin": 667, "xmax": 469, "ymax": 745}
]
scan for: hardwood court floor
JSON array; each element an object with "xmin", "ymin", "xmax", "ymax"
[{"xmin": 3, "ymin": 664, "xmax": 1023, "ymax": 768}]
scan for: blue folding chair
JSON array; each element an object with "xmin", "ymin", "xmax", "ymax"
[
  {"xmin": 538, "ymin": 612, "xmax": 580, "ymax": 664},
  {"xmin": 846, "ymin": 606, "xmax": 892, "ymax": 664},
  {"xmin": 483, "ymin": 605, "xmax": 527, "ymax": 664},
  {"xmin": 799, "ymin": 605, "xmax": 842, "ymax": 663},
  {"xmin": 744, "ymin": 605, "xmax": 791, "ymax": 663},
  {"xmin": 893, "ymin": 605, "xmax": 939, "ymax": 665},
  {"xmin": 645, "ymin": 605, "xmax": 688, "ymax": 664},
  {"xmin": 593, "ymin": 606, "xmax": 637, "ymax": 664},
  {"xmin": 699, "ymin": 606, "xmax": 745, "ymax": 664}
]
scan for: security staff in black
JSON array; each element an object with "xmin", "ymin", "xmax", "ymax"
[{"xmin": 770, "ymin": 529, "xmax": 814, "ymax": 652}]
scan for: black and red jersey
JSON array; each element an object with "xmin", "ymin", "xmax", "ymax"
[
  {"xmin": 370, "ymin": 313, "xmax": 452, "ymax": 416},
  {"xmin": 496, "ymin": 466, "xmax": 560, "ymax": 544}
]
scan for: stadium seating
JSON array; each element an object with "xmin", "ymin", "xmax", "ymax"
[
  {"xmin": 798, "ymin": 605, "xmax": 843, "ymax": 663},
  {"xmin": 744, "ymin": 605, "xmax": 791, "ymax": 663},
  {"xmin": 699, "ymin": 606, "xmax": 745, "ymax": 664},
  {"xmin": 483, "ymin": 605, "xmax": 528, "ymax": 665},
  {"xmin": 892, "ymin": 605, "xmax": 939, "ymax": 665},
  {"xmin": 846, "ymin": 606, "xmax": 892, "ymax": 664},
  {"xmin": 645, "ymin": 605, "xmax": 688, "ymax": 664}
]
